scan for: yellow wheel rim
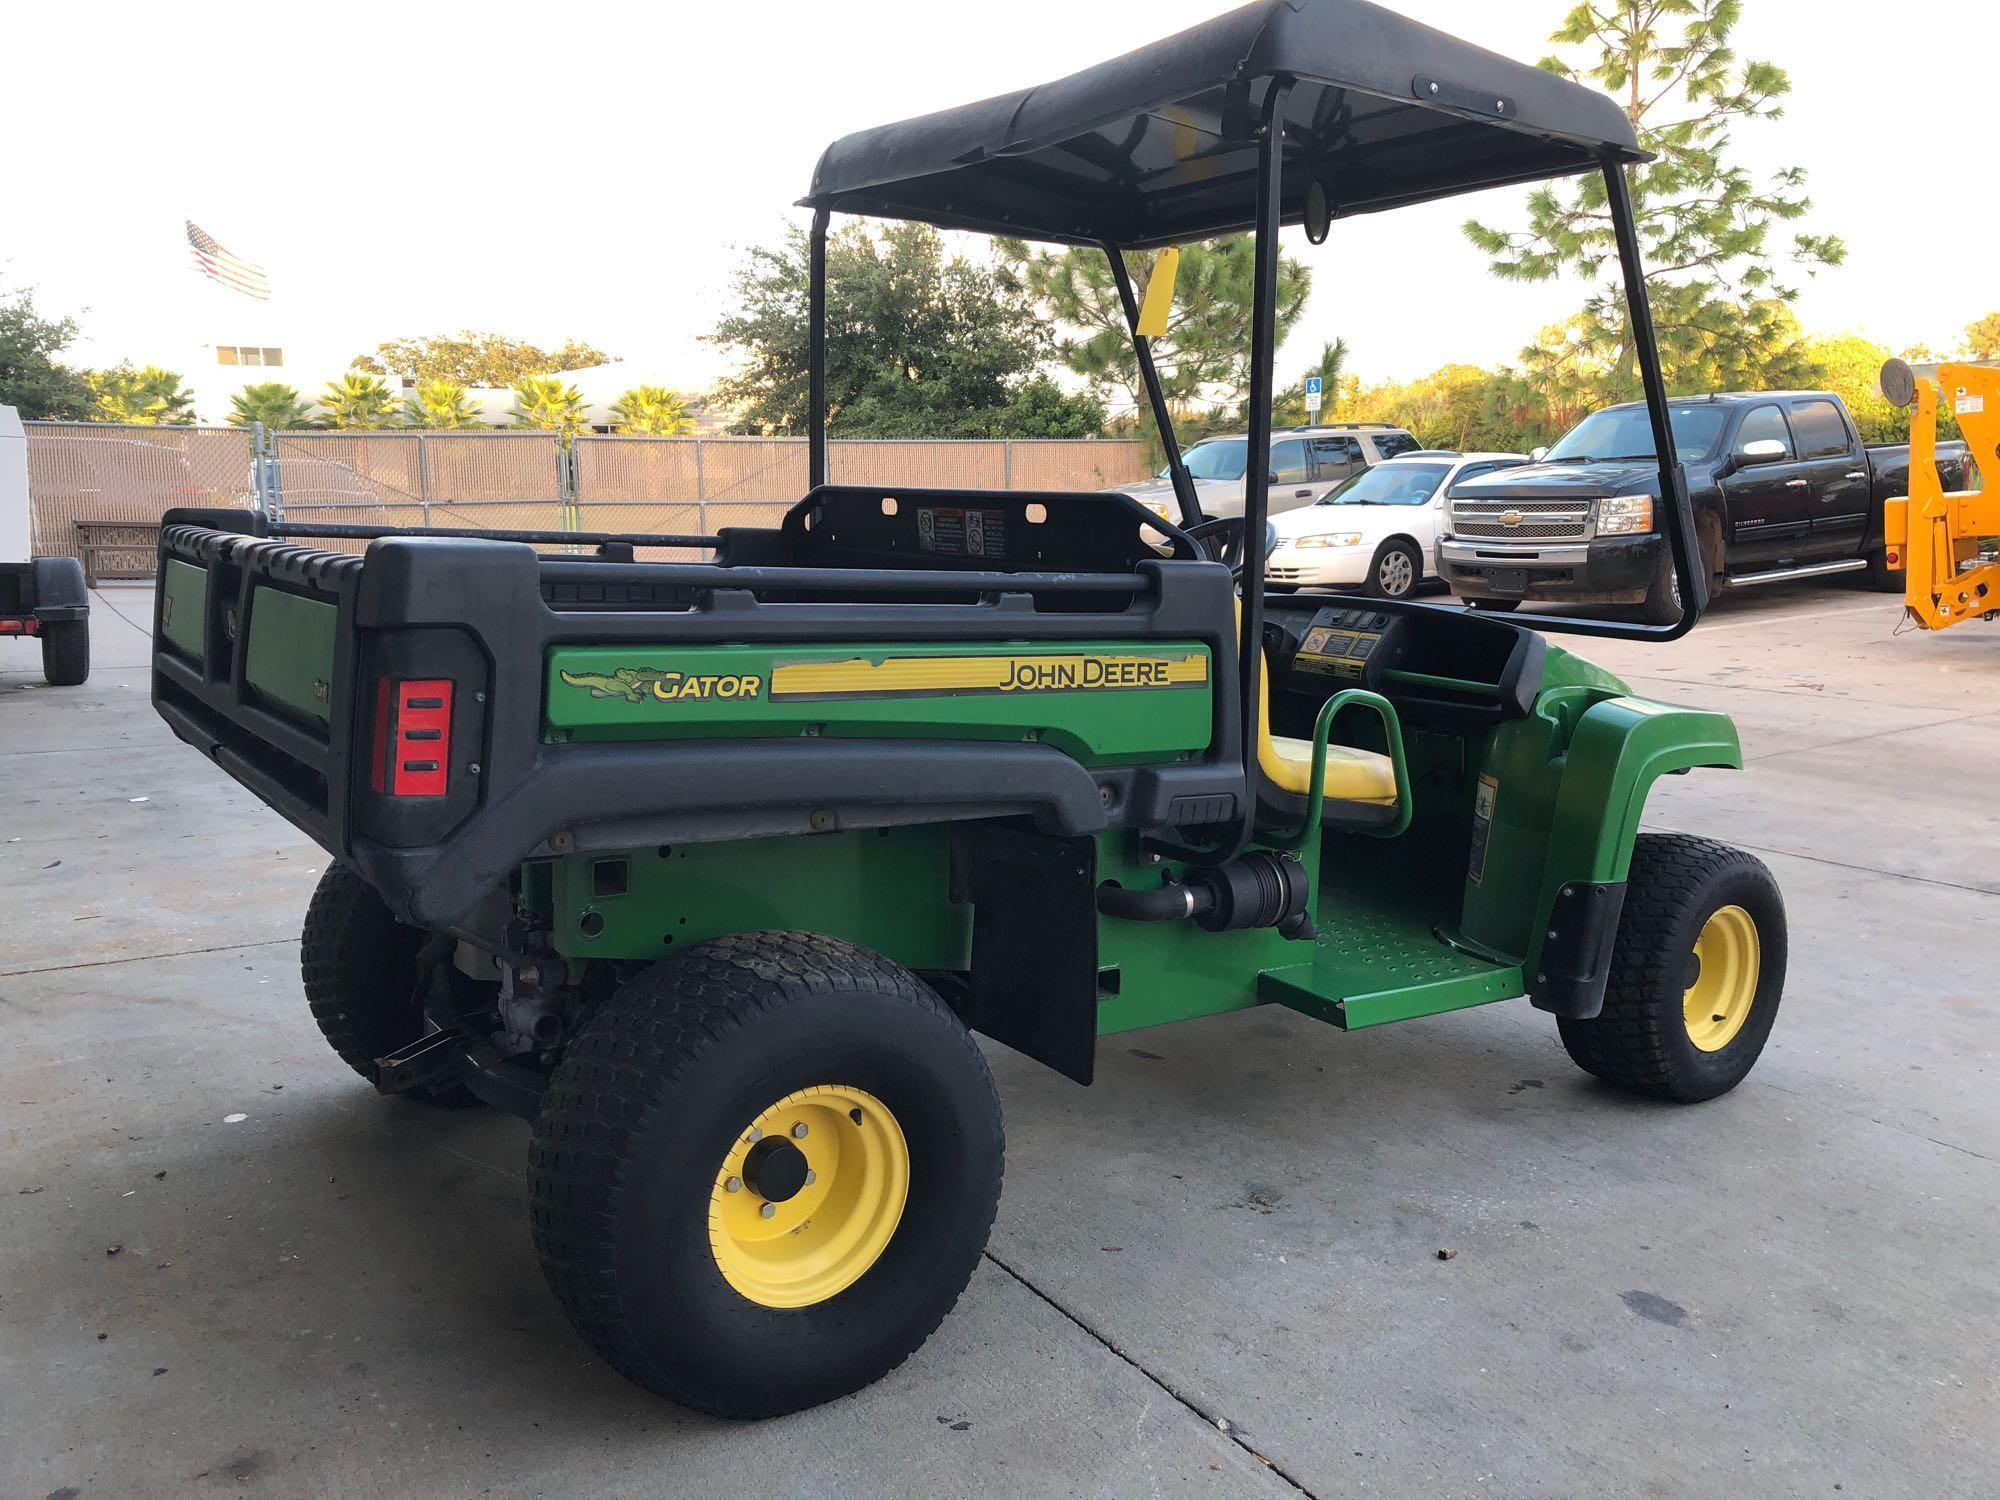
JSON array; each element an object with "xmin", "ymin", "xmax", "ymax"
[
  {"xmin": 1682, "ymin": 905, "xmax": 1761, "ymax": 1052},
  {"xmin": 708, "ymin": 1085, "xmax": 909, "ymax": 1309}
]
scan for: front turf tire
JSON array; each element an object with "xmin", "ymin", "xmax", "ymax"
[
  {"xmin": 300, "ymin": 864, "xmax": 479, "ymax": 1107},
  {"xmin": 1558, "ymin": 834, "xmax": 1787, "ymax": 1103},
  {"xmin": 41, "ymin": 620, "xmax": 89, "ymax": 686},
  {"xmin": 529, "ymin": 932, "xmax": 1004, "ymax": 1418}
]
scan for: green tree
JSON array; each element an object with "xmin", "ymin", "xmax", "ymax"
[
  {"xmin": 355, "ymin": 332, "xmax": 614, "ymax": 387},
  {"xmin": 1465, "ymin": 0, "xmax": 1845, "ymax": 401},
  {"xmin": 710, "ymin": 222, "xmax": 1048, "ymax": 437},
  {"xmin": 319, "ymin": 372, "xmax": 399, "ymax": 430},
  {"xmin": 509, "ymin": 374, "xmax": 591, "ymax": 439},
  {"xmin": 1964, "ymin": 312, "xmax": 2000, "ymax": 361},
  {"xmin": 227, "ymin": 381, "xmax": 315, "ymax": 430},
  {"xmin": 1801, "ymin": 333, "xmax": 1961, "ymax": 445},
  {"xmin": 402, "ymin": 378, "xmax": 483, "ymax": 429},
  {"xmin": 0, "ymin": 285, "xmax": 94, "ymax": 419},
  {"xmin": 996, "ymin": 238, "xmax": 1311, "ymax": 427},
  {"xmin": 88, "ymin": 365, "xmax": 194, "ymax": 425},
  {"xmin": 1272, "ymin": 340, "xmax": 1349, "ymax": 428},
  {"xmin": 996, "ymin": 376, "xmax": 1106, "ymax": 439},
  {"xmin": 610, "ymin": 385, "xmax": 694, "ymax": 436}
]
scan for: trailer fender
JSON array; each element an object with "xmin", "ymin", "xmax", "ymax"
[
  {"xmin": 30, "ymin": 556, "xmax": 89, "ymax": 621},
  {"xmin": 1526, "ymin": 696, "xmax": 1741, "ymax": 1018}
]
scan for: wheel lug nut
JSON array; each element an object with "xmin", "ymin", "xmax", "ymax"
[
  {"xmin": 760, "ymin": 1203, "xmax": 777, "ymax": 1219},
  {"xmin": 804, "ymin": 1170, "xmax": 818, "ymax": 1186},
  {"xmin": 725, "ymin": 1177, "xmax": 742, "ymax": 1193},
  {"xmin": 745, "ymin": 1127, "xmax": 762, "ymax": 1143},
  {"xmin": 792, "ymin": 1123, "xmax": 809, "ymax": 1139}
]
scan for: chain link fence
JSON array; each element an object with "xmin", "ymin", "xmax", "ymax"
[
  {"xmin": 19, "ymin": 424, "xmax": 1153, "ymax": 575},
  {"xmin": 22, "ymin": 423, "xmax": 257, "ymax": 567}
]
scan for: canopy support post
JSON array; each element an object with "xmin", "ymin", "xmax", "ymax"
[
  {"xmin": 1103, "ymin": 242, "xmax": 1200, "ymax": 527},
  {"xmin": 1604, "ymin": 159, "xmax": 1705, "ymax": 628},
  {"xmin": 1226, "ymin": 76, "xmax": 1295, "ymax": 864},
  {"xmin": 808, "ymin": 206, "xmax": 831, "ymax": 492}
]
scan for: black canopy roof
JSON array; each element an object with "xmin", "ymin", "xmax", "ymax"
[{"xmin": 807, "ymin": 0, "xmax": 1644, "ymax": 248}]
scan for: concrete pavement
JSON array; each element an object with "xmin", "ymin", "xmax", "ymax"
[{"xmin": 2, "ymin": 583, "xmax": 1993, "ymax": 1498}]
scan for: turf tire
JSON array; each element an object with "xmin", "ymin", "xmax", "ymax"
[
  {"xmin": 300, "ymin": 864, "xmax": 479, "ymax": 1107},
  {"xmin": 1558, "ymin": 834, "xmax": 1786, "ymax": 1103},
  {"xmin": 528, "ymin": 931, "xmax": 1004, "ymax": 1418}
]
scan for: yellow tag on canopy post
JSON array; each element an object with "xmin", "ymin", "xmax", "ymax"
[{"xmin": 1136, "ymin": 247, "xmax": 1181, "ymax": 339}]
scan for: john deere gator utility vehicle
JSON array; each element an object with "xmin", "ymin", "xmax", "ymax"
[{"xmin": 152, "ymin": 0, "xmax": 1789, "ymax": 1418}]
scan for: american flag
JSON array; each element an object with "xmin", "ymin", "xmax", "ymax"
[{"xmin": 186, "ymin": 221, "xmax": 271, "ymax": 300}]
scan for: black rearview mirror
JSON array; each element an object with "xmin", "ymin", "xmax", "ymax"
[{"xmin": 1880, "ymin": 358, "xmax": 1918, "ymax": 410}]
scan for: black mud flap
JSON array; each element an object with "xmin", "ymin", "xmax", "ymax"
[
  {"xmin": 951, "ymin": 825, "xmax": 1099, "ymax": 1085},
  {"xmin": 1530, "ymin": 879, "xmax": 1627, "ymax": 1019}
]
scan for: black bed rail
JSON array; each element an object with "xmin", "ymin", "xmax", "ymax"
[
  {"xmin": 269, "ymin": 521, "xmax": 722, "ymax": 550},
  {"xmin": 535, "ymin": 560, "xmax": 1151, "ymax": 600}
]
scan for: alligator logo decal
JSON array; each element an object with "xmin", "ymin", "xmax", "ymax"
[{"xmin": 560, "ymin": 667, "xmax": 764, "ymax": 703}]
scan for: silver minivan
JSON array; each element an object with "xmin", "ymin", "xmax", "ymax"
[{"xmin": 1118, "ymin": 423, "xmax": 1423, "ymax": 520}]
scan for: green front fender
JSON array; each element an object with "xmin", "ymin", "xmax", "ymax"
[
  {"xmin": 1456, "ymin": 693, "xmax": 1741, "ymax": 972},
  {"xmin": 1545, "ymin": 696, "xmax": 1741, "ymax": 888}
]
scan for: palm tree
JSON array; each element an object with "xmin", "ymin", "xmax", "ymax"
[
  {"xmin": 402, "ymin": 378, "xmax": 483, "ymax": 430},
  {"xmin": 89, "ymin": 364, "xmax": 195, "ymax": 425},
  {"xmin": 509, "ymin": 375, "xmax": 590, "ymax": 440},
  {"xmin": 228, "ymin": 381, "xmax": 314, "ymax": 430},
  {"xmin": 320, "ymin": 372, "xmax": 399, "ymax": 430},
  {"xmin": 610, "ymin": 385, "xmax": 693, "ymax": 436}
]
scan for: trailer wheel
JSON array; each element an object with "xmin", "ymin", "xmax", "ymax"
[
  {"xmin": 529, "ymin": 932, "xmax": 1003, "ymax": 1418},
  {"xmin": 40, "ymin": 621, "xmax": 89, "ymax": 686},
  {"xmin": 1558, "ymin": 834, "xmax": 1786, "ymax": 1103},
  {"xmin": 300, "ymin": 865, "xmax": 479, "ymax": 1107}
]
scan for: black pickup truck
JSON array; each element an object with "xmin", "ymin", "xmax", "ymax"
[{"xmin": 1439, "ymin": 391, "xmax": 1974, "ymax": 622}]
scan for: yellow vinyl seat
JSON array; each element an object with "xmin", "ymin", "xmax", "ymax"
[
  {"xmin": 1260, "ymin": 726, "xmax": 1400, "ymax": 806},
  {"xmin": 1237, "ymin": 601, "xmax": 1399, "ymax": 811}
]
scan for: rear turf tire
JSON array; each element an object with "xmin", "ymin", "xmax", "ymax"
[
  {"xmin": 529, "ymin": 932, "xmax": 1004, "ymax": 1418},
  {"xmin": 300, "ymin": 865, "xmax": 480, "ymax": 1107},
  {"xmin": 1558, "ymin": 834, "xmax": 1787, "ymax": 1103},
  {"xmin": 40, "ymin": 620, "xmax": 89, "ymax": 686}
]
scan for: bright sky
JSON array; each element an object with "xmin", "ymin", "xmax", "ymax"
[{"xmin": 7, "ymin": 0, "xmax": 1994, "ymax": 400}]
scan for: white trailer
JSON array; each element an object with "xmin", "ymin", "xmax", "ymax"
[{"xmin": 1, "ymin": 405, "xmax": 91, "ymax": 685}]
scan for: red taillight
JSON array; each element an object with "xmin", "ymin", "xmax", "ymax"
[
  {"xmin": 371, "ymin": 679, "xmax": 453, "ymax": 798},
  {"xmin": 1886, "ymin": 548, "xmax": 1902, "ymax": 568}
]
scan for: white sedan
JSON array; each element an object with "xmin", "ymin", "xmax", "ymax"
[{"xmin": 1264, "ymin": 451, "xmax": 1529, "ymax": 598}]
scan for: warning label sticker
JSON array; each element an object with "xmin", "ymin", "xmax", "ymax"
[
  {"xmin": 1468, "ymin": 774, "xmax": 1499, "ymax": 886},
  {"xmin": 917, "ymin": 507, "xmax": 1007, "ymax": 559}
]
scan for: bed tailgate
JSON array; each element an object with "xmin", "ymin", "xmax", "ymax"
[{"xmin": 150, "ymin": 509, "xmax": 492, "ymax": 864}]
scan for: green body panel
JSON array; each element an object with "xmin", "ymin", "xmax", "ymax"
[
  {"xmin": 517, "ymin": 638, "xmax": 1740, "ymax": 1053},
  {"xmin": 1091, "ymin": 829, "xmax": 1307, "ymax": 1033},
  {"xmin": 1453, "ymin": 645, "xmax": 1741, "ymax": 971},
  {"xmin": 544, "ymin": 829, "xmax": 972, "ymax": 970},
  {"xmin": 244, "ymin": 588, "xmax": 338, "ymax": 728},
  {"xmin": 159, "ymin": 558, "xmax": 208, "ymax": 661},
  {"xmin": 544, "ymin": 641, "xmax": 1213, "ymax": 766}
]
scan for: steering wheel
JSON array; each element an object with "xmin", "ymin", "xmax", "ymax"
[{"xmin": 1185, "ymin": 517, "xmax": 1251, "ymax": 578}]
